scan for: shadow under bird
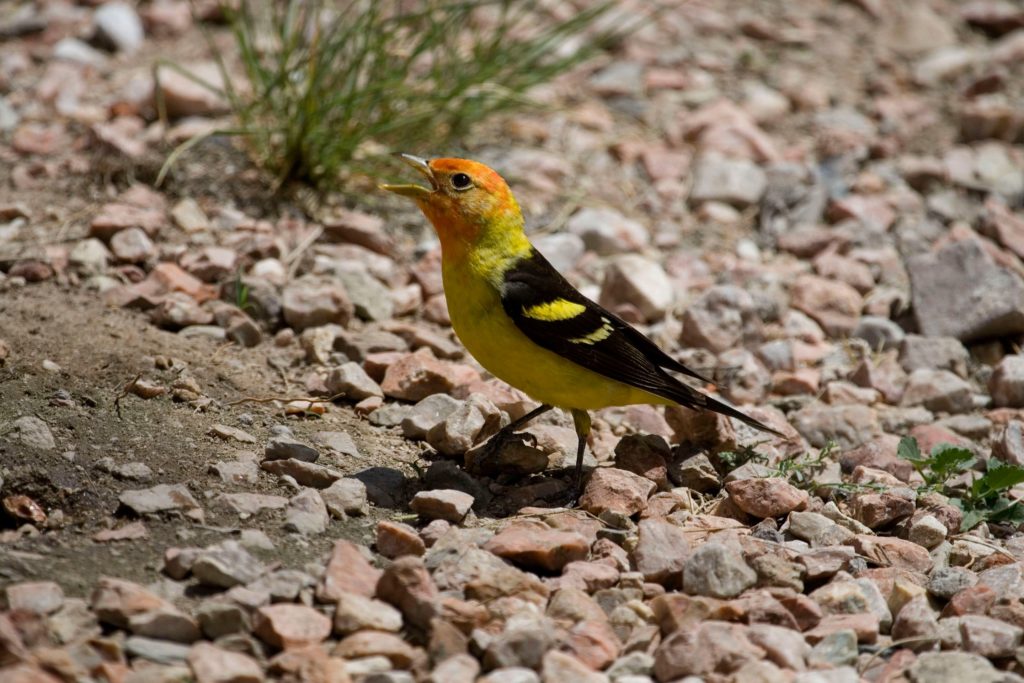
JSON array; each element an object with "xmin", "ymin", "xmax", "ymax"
[{"xmin": 382, "ymin": 154, "xmax": 784, "ymax": 495}]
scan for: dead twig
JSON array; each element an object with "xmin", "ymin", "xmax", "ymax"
[{"xmin": 114, "ymin": 374, "xmax": 143, "ymax": 420}]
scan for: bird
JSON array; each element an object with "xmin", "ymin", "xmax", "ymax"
[{"xmin": 381, "ymin": 154, "xmax": 784, "ymax": 494}]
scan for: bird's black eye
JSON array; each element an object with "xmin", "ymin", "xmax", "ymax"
[{"xmin": 450, "ymin": 173, "xmax": 472, "ymax": 191}]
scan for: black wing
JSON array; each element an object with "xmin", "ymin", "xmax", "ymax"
[{"xmin": 501, "ymin": 247, "xmax": 783, "ymax": 436}]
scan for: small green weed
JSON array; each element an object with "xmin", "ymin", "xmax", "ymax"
[{"xmin": 897, "ymin": 436, "xmax": 1024, "ymax": 531}]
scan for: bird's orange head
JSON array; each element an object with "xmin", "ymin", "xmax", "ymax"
[{"xmin": 381, "ymin": 155, "xmax": 526, "ymax": 257}]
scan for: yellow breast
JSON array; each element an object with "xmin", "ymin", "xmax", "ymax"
[{"xmin": 441, "ymin": 261, "xmax": 667, "ymax": 410}]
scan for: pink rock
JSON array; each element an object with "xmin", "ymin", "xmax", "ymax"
[
  {"xmin": 90, "ymin": 202, "xmax": 166, "ymax": 239},
  {"xmin": 150, "ymin": 262, "xmax": 217, "ymax": 301},
  {"xmin": 654, "ymin": 621, "xmax": 765, "ymax": 679},
  {"xmin": 333, "ymin": 631, "xmax": 420, "ymax": 669},
  {"xmin": 267, "ymin": 645, "xmax": 350, "ymax": 683},
  {"xmin": 90, "ymin": 577, "xmax": 175, "ymax": 629},
  {"xmin": 377, "ymin": 520, "xmax": 426, "ymax": 559},
  {"xmin": 805, "ymin": 612, "xmax": 880, "ymax": 644},
  {"xmin": 613, "ymin": 434, "xmax": 671, "ymax": 490},
  {"xmin": 853, "ymin": 535, "xmax": 933, "ymax": 572},
  {"xmin": 790, "ymin": 274, "xmax": 864, "ymax": 337},
  {"xmin": 772, "ymin": 368, "xmax": 821, "ymax": 396},
  {"xmin": 317, "ymin": 539, "xmax": 382, "ymax": 600},
  {"xmin": 562, "ymin": 619, "xmax": 622, "ymax": 670},
  {"xmin": 483, "ymin": 521, "xmax": 589, "ymax": 572},
  {"xmin": 725, "ymin": 478, "xmax": 808, "ymax": 518},
  {"xmin": 850, "ymin": 492, "xmax": 915, "ymax": 529},
  {"xmin": 376, "ymin": 556, "xmax": 439, "ymax": 631},
  {"xmin": 632, "ymin": 517, "xmax": 690, "ymax": 585},
  {"xmin": 381, "ymin": 348, "xmax": 457, "ymax": 401},
  {"xmin": 5, "ymin": 581, "xmax": 63, "ymax": 615},
  {"xmin": 188, "ymin": 642, "xmax": 264, "ymax": 683},
  {"xmin": 558, "ymin": 561, "xmax": 620, "ymax": 593},
  {"xmin": 839, "ymin": 435, "xmax": 913, "ymax": 481},
  {"xmin": 410, "ymin": 489, "xmax": 474, "ymax": 523},
  {"xmin": 578, "ymin": 467, "xmax": 656, "ymax": 517},
  {"xmin": 254, "ymin": 604, "xmax": 332, "ymax": 650}
]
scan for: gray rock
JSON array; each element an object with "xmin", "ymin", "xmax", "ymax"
[
  {"xmin": 334, "ymin": 264, "xmax": 394, "ymax": 322},
  {"xmin": 196, "ymin": 601, "xmax": 250, "ymax": 639},
  {"xmin": 959, "ymin": 614, "xmax": 1023, "ymax": 658},
  {"xmin": 790, "ymin": 404, "xmax": 880, "ymax": 449},
  {"xmin": 690, "ymin": 153, "xmax": 767, "ymax": 207},
  {"xmin": 484, "ymin": 626, "xmax": 554, "ymax": 670},
  {"xmin": 606, "ymin": 652, "xmax": 654, "ymax": 679},
  {"xmin": 8, "ymin": 415, "xmax": 56, "ymax": 450},
  {"xmin": 907, "ymin": 238, "xmax": 1024, "ymax": 342},
  {"xmin": 990, "ymin": 355, "xmax": 1024, "ymax": 407},
  {"xmin": 124, "ymin": 636, "xmax": 190, "ymax": 665},
  {"xmin": 566, "ymin": 207, "xmax": 649, "ymax": 255},
  {"xmin": 326, "ymin": 361, "xmax": 384, "ymax": 400},
  {"xmin": 600, "ymin": 254, "xmax": 674, "ymax": 322},
  {"xmin": 93, "ymin": 2, "xmax": 144, "ymax": 54},
  {"xmin": 314, "ymin": 430, "xmax": 361, "ymax": 458},
  {"xmin": 907, "ymin": 651, "xmax": 1001, "ymax": 683},
  {"xmin": 900, "ymin": 369, "xmax": 974, "ymax": 414},
  {"xmin": 426, "ymin": 395, "xmax": 501, "ymax": 457},
  {"xmin": 401, "ymin": 394, "xmax": 463, "ymax": 440},
  {"xmin": 807, "ymin": 629, "xmax": 857, "ymax": 668},
  {"xmin": 128, "ymin": 609, "xmax": 201, "ymax": 643},
  {"xmin": 478, "ymin": 668, "xmax": 540, "ymax": 683},
  {"xmin": 680, "ymin": 285, "xmax": 761, "ymax": 353},
  {"xmin": 69, "ymin": 238, "xmax": 110, "ymax": 274},
  {"xmin": 283, "ymin": 488, "xmax": 328, "ymax": 535},
  {"xmin": 119, "ymin": 484, "xmax": 199, "ymax": 515},
  {"xmin": 669, "ymin": 453, "xmax": 720, "ymax": 492},
  {"xmin": 533, "ymin": 233, "xmax": 585, "ymax": 273},
  {"xmin": 264, "ymin": 436, "xmax": 319, "ymax": 463},
  {"xmin": 908, "ymin": 514, "xmax": 947, "ymax": 549},
  {"xmin": 927, "ymin": 566, "xmax": 979, "ymax": 600},
  {"xmin": 110, "ymin": 227, "xmax": 155, "ymax": 263},
  {"xmin": 682, "ymin": 542, "xmax": 756, "ymax": 598},
  {"xmin": 853, "ymin": 316, "xmax": 905, "ymax": 350},
  {"xmin": 53, "ymin": 37, "xmax": 110, "ymax": 67},
  {"xmin": 321, "ymin": 477, "xmax": 370, "ymax": 517},
  {"xmin": 282, "ymin": 277, "xmax": 354, "ymax": 331},
  {"xmin": 899, "ymin": 335, "xmax": 969, "ymax": 377},
  {"xmin": 191, "ymin": 541, "xmax": 265, "ymax": 588},
  {"xmin": 589, "ymin": 60, "xmax": 644, "ymax": 97}
]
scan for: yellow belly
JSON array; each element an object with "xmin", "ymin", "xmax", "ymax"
[{"xmin": 443, "ymin": 264, "xmax": 668, "ymax": 410}]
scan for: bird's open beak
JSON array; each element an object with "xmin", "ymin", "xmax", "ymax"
[{"xmin": 379, "ymin": 154, "xmax": 435, "ymax": 198}]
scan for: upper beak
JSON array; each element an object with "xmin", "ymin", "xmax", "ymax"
[{"xmin": 379, "ymin": 154, "xmax": 435, "ymax": 198}]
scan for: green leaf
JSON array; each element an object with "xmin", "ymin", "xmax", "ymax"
[
  {"xmin": 960, "ymin": 506, "xmax": 987, "ymax": 531},
  {"xmin": 897, "ymin": 436, "xmax": 924, "ymax": 463},
  {"xmin": 974, "ymin": 460, "xmax": 1024, "ymax": 498},
  {"xmin": 990, "ymin": 499, "xmax": 1024, "ymax": 525},
  {"xmin": 928, "ymin": 444, "xmax": 976, "ymax": 479}
]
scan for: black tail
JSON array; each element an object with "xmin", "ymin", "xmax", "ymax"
[{"xmin": 657, "ymin": 373, "xmax": 787, "ymax": 438}]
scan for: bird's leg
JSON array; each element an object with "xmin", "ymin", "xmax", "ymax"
[
  {"xmin": 472, "ymin": 403, "xmax": 552, "ymax": 474},
  {"xmin": 502, "ymin": 403, "xmax": 553, "ymax": 440},
  {"xmin": 570, "ymin": 409, "xmax": 591, "ymax": 497}
]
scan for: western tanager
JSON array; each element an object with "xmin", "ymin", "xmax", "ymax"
[{"xmin": 382, "ymin": 155, "xmax": 783, "ymax": 491}]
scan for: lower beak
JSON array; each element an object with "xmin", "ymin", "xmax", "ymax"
[{"xmin": 380, "ymin": 154, "xmax": 435, "ymax": 198}]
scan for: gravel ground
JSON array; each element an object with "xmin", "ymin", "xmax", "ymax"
[{"xmin": 3, "ymin": 1, "xmax": 1024, "ymax": 682}]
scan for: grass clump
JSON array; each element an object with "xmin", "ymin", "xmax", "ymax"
[
  {"xmin": 897, "ymin": 436, "xmax": 1024, "ymax": 531},
  {"xmin": 206, "ymin": 0, "xmax": 626, "ymax": 189}
]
